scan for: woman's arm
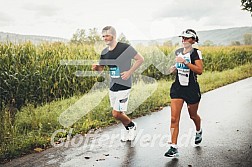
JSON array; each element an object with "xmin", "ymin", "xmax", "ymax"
[{"xmin": 185, "ymin": 59, "xmax": 203, "ymax": 75}]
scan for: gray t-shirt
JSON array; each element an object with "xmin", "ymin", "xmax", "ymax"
[{"xmin": 99, "ymin": 42, "xmax": 137, "ymax": 91}]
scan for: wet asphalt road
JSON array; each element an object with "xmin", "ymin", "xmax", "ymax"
[{"xmin": 1, "ymin": 77, "xmax": 252, "ymax": 167}]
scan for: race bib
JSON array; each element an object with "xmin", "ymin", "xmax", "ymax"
[
  {"xmin": 176, "ymin": 53, "xmax": 190, "ymax": 86},
  {"xmin": 110, "ymin": 67, "xmax": 120, "ymax": 78}
]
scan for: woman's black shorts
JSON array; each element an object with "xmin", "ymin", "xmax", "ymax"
[{"xmin": 170, "ymin": 82, "xmax": 201, "ymax": 104}]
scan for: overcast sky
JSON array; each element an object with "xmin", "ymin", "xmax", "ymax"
[{"xmin": 0, "ymin": 0, "xmax": 251, "ymax": 40}]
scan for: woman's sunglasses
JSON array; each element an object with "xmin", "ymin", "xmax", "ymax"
[{"xmin": 182, "ymin": 37, "xmax": 191, "ymax": 40}]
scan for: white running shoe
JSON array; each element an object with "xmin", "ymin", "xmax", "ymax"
[
  {"xmin": 121, "ymin": 129, "xmax": 129, "ymax": 142},
  {"xmin": 128, "ymin": 122, "xmax": 137, "ymax": 141}
]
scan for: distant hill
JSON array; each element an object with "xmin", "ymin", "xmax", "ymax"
[
  {"xmin": 0, "ymin": 32, "xmax": 69, "ymax": 44},
  {"xmin": 0, "ymin": 26, "xmax": 251, "ymax": 45},
  {"xmin": 131, "ymin": 26, "xmax": 252, "ymax": 46}
]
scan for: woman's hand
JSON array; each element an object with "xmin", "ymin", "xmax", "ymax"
[
  {"xmin": 169, "ymin": 65, "xmax": 177, "ymax": 74},
  {"xmin": 175, "ymin": 57, "xmax": 186, "ymax": 63}
]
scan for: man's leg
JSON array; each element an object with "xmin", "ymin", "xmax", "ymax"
[
  {"xmin": 112, "ymin": 110, "xmax": 131, "ymax": 126},
  {"xmin": 111, "ymin": 89, "xmax": 132, "ymax": 126},
  {"xmin": 111, "ymin": 89, "xmax": 137, "ymax": 141}
]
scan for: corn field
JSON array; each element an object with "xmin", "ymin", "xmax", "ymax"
[
  {"xmin": 0, "ymin": 43, "xmax": 252, "ymax": 112},
  {"xmin": 201, "ymin": 46, "xmax": 252, "ymax": 71},
  {"xmin": 0, "ymin": 42, "xmax": 99, "ymax": 111}
]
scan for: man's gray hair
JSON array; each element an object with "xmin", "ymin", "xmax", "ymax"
[{"xmin": 102, "ymin": 26, "xmax": 116, "ymax": 37}]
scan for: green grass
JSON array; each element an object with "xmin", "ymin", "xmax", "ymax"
[
  {"xmin": 1, "ymin": 63, "xmax": 252, "ymax": 162},
  {"xmin": 198, "ymin": 64, "xmax": 252, "ymax": 92}
]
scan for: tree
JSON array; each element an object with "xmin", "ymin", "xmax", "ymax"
[
  {"xmin": 202, "ymin": 40, "xmax": 215, "ymax": 46},
  {"xmin": 241, "ymin": 0, "xmax": 252, "ymax": 16},
  {"xmin": 70, "ymin": 29, "xmax": 87, "ymax": 44},
  {"xmin": 243, "ymin": 33, "xmax": 252, "ymax": 45},
  {"xmin": 231, "ymin": 41, "xmax": 241, "ymax": 46},
  {"xmin": 70, "ymin": 28, "xmax": 102, "ymax": 45},
  {"xmin": 163, "ymin": 40, "xmax": 173, "ymax": 47},
  {"xmin": 148, "ymin": 40, "xmax": 159, "ymax": 46},
  {"xmin": 87, "ymin": 28, "xmax": 102, "ymax": 44},
  {"xmin": 117, "ymin": 33, "xmax": 130, "ymax": 44}
]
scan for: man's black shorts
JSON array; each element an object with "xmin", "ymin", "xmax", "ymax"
[{"xmin": 170, "ymin": 82, "xmax": 201, "ymax": 104}]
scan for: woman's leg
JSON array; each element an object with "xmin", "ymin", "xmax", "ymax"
[
  {"xmin": 170, "ymin": 99, "xmax": 184, "ymax": 144},
  {"xmin": 187, "ymin": 103, "xmax": 201, "ymax": 131}
]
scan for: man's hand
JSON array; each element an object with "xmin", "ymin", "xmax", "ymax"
[
  {"xmin": 121, "ymin": 71, "xmax": 132, "ymax": 80},
  {"xmin": 92, "ymin": 64, "xmax": 104, "ymax": 72},
  {"xmin": 92, "ymin": 64, "xmax": 98, "ymax": 71}
]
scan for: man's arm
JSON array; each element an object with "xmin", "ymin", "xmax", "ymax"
[{"xmin": 121, "ymin": 53, "xmax": 144, "ymax": 80}]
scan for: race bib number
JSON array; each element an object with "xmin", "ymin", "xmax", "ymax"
[{"xmin": 110, "ymin": 67, "xmax": 120, "ymax": 78}]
